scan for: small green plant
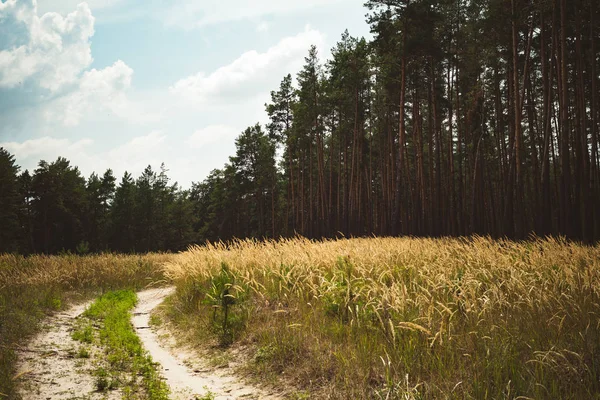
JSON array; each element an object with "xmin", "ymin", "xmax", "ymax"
[
  {"xmin": 48, "ymin": 296, "xmax": 62, "ymax": 310},
  {"xmin": 203, "ymin": 263, "xmax": 249, "ymax": 346},
  {"xmin": 254, "ymin": 344, "xmax": 276, "ymax": 364},
  {"xmin": 149, "ymin": 314, "xmax": 162, "ymax": 327},
  {"xmin": 290, "ymin": 391, "xmax": 311, "ymax": 400},
  {"xmin": 94, "ymin": 367, "xmax": 110, "ymax": 392},
  {"xmin": 77, "ymin": 346, "xmax": 90, "ymax": 358},
  {"xmin": 194, "ymin": 387, "xmax": 216, "ymax": 400},
  {"xmin": 72, "ymin": 323, "xmax": 93, "ymax": 343},
  {"xmin": 76, "ymin": 241, "xmax": 90, "ymax": 255}
]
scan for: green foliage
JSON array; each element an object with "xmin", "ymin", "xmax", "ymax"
[
  {"xmin": 85, "ymin": 290, "xmax": 169, "ymax": 399},
  {"xmin": 31, "ymin": 157, "xmax": 88, "ymax": 254},
  {"xmin": 289, "ymin": 391, "xmax": 311, "ymax": 400},
  {"xmin": 84, "ymin": 289, "xmax": 137, "ymax": 319},
  {"xmin": 0, "ymin": 147, "xmax": 198, "ymax": 255},
  {"xmin": 94, "ymin": 367, "xmax": 110, "ymax": 392},
  {"xmin": 77, "ymin": 346, "xmax": 91, "ymax": 359},
  {"xmin": 203, "ymin": 263, "xmax": 249, "ymax": 345},
  {"xmin": 72, "ymin": 323, "xmax": 94, "ymax": 344},
  {"xmin": 48, "ymin": 295, "xmax": 62, "ymax": 310},
  {"xmin": 149, "ymin": 313, "xmax": 162, "ymax": 327},
  {"xmin": 110, "ymin": 171, "xmax": 137, "ymax": 252},
  {"xmin": 194, "ymin": 388, "xmax": 216, "ymax": 400},
  {"xmin": 76, "ymin": 240, "xmax": 90, "ymax": 255},
  {"xmin": 254, "ymin": 344, "xmax": 277, "ymax": 364},
  {"xmin": 85, "ymin": 170, "xmax": 116, "ymax": 252},
  {"xmin": 0, "ymin": 148, "xmax": 23, "ymax": 253},
  {"xmin": 266, "ymin": 73, "xmax": 295, "ymax": 143}
]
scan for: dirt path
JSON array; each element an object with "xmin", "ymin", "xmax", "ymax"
[
  {"xmin": 15, "ymin": 300, "xmax": 121, "ymax": 400},
  {"xmin": 16, "ymin": 288, "xmax": 281, "ymax": 400},
  {"xmin": 134, "ymin": 287, "xmax": 282, "ymax": 400}
]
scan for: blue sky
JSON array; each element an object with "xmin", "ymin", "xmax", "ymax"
[{"xmin": 0, "ymin": 0, "xmax": 371, "ymax": 187}]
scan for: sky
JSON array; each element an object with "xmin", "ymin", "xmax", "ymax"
[{"xmin": 0, "ymin": 0, "xmax": 372, "ymax": 188}]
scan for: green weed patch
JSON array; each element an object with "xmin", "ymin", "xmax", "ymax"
[{"xmin": 81, "ymin": 290, "xmax": 170, "ymax": 399}]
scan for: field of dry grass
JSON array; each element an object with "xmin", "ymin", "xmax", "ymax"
[
  {"xmin": 0, "ymin": 252, "xmax": 172, "ymax": 289},
  {"xmin": 164, "ymin": 236, "xmax": 600, "ymax": 399},
  {"xmin": 2, "ymin": 237, "xmax": 599, "ymax": 399},
  {"xmin": 0, "ymin": 252, "xmax": 172, "ymax": 398}
]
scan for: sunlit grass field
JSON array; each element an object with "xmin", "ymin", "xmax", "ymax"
[
  {"xmin": 164, "ymin": 236, "xmax": 600, "ymax": 399},
  {"xmin": 2, "ymin": 237, "xmax": 599, "ymax": 399},
  {"xmin": 0, "ymin": 253, "xmax": 172, "ymax": 398}
]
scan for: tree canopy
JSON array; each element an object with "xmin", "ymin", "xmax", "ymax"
[{"xmin": 1, "ymin": 0, "xmax": 599, "ymax": 253}]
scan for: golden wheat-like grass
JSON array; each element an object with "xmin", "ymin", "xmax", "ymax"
[
  {"xmin": 0, "ymin": 252, "xmax": 173, "ymax": 288},
  {"xmin": 164, "ymin": 236, "xmax": 600, "ymax": 398},
  {"xmin": 165, "ymin": 236, "xmax": 600, "ymax": 332}
]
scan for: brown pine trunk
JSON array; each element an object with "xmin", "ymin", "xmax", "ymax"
[
  {"xmin": 447, "ymin": 54, "xmax": 456, "ymax": 236},
  {"xmin": 329, "ymin": 112, "xmax": 335, "ymax": 235},
  {"xmin": 575, "ymin": 6, "xmax": 590, "ymax": 241},
  {"xmin": 512, "ymin": 0, "xmax": 524, "ymax": 238},
  {"xmin": 427, "ymin": 58, "xmax": 435, "ymax": 235},
  {"xmin": 395, "ymin": 15, "xmax": 408, "ymax": 236},
  {"xmin": 591, "ymin": 1, "xmax": 599, "ymax": 241},
  {"xmin": 540, "ymin": 9, "xmax": 554, "ymax": 236},
  {"xmin": 559, "ymin": 0, "xmax": 572, "ymax": 236},
  {"xmin": 432, "ymin": 60, "xmax": 442, "ymax": 236},
  {"xmin": 494, "ymin": 59, "xmax": 507, "ymax": 237},
  {"xmin": 505, "ymin": 49, "xmax": 515, "ymax": 237},
  {"xmin": 526, "ymin": 71, "xmax": 540, "ymax": 235}
]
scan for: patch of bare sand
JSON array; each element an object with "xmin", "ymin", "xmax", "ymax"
[
  {"xmin": 15, "ymin": 300, "xmax": 121, "ymax": 400},
  {"xmin": 134, "ymin": 287, "xmax": 284, "ymax": 400}
]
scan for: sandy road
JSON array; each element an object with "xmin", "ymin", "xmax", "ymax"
[
  {"xmin": 17, "ymin": 287, "xmax": 282, "ymax": 400},
  {"xmin": 15, "ymin": 300, "xmax": 121, "ymax": 400},
  {"xmin": 134, "ymin": 287, "xmax": 281, "ymax": 400}
]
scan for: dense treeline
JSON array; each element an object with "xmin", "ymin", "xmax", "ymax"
[
  {"xmin": 1, "ymin": 0, "xmax": 599, "ymax": 253},
  {"xmin": 199, "ymin": 0, "xmax": 600, "ymax": 243},
  {"xmin": 0, "ymin": 149, "xmax": 196, "ymax": 253}
]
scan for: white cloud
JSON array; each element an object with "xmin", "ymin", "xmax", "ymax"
[
  {"xmin": 163, "ymin": 0, "xmax": 343, "ymax": 29},
  {"xmin": 1, "ymin": 132, "xmax": 173, "ymax": 180},
  {"xmin": 108, "ymin": 131, "xmax": 166, "ymax": 163},
  {"xmin": 187, "ymin": 125, "xmax": 239, "ymax": 149},
  {"xmin": 44, "ymin": 59, "xmax": 157, "ymax": 126},
  {"xmin": 36, "ymin": 0, "xmax": 124, "ymax": 15},
  {"xmin": 0, "ymin": 125, "xmax": 244, "ymax": 187},
  {"xmin": 0, "ymin": 1, "xmax": 154, "ymax": 128},
  {"xmin": 256, "ymin": 21, "xmax": 269, "ymax": 33},
  {"xmin": 0, "ymin": 1, "xmax": 94, "ymax": 91},
  {"xmin": 0, "ymin": 0, "xmax": 36, "ymax": 26},
  {"xmin": 1, "ymin": 136, "xmax": 93, "ymax": 160},
  {"xmin": 170, "ymin": 26, "xmax": 324, "ymax": 103}
]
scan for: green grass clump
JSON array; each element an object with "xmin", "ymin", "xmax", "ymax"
[
  {"xmin": 195, "ymin": 390, "xmax": 216, "ymax": 400},
  {"xmin": 84, "ymin": 290, "xmax": 169, "ymax": 399},
  {"xmin": 72, "ymin": 323, "xmax": 94, "ymax": 343},
  {"xmin": 77, "ymin": 346, "xmax": 91, "ymax": 359}
]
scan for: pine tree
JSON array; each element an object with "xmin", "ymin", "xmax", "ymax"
[
  {"xmin": 110, "ymin": 172, "xmax": 137, "ymax": 252},
  {"xmin": 0, "ymin": 148, "xmax": 22, "ymax": 253}
]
